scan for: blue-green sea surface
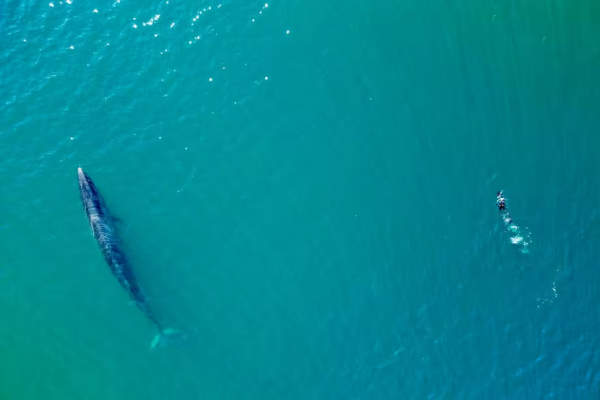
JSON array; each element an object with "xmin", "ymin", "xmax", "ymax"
[{"xmin": 2, "ymin": 0, "xmax": 600, "ymax": 398}]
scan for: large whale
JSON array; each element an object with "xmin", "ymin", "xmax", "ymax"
[{"xmin": 77, "ymin": 167, "xmax": 190, "ymax": 348}]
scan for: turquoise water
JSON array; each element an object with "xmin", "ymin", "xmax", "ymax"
[{"xmin": 2, "ymin": 0, "xmax": 600, "ymax": 397}]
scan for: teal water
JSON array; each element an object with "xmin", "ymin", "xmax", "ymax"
[{"xmin": 2, "ymin": 0, "xmax": 600, "ymax": 398}]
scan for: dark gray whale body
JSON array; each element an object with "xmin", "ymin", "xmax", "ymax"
[{"xmin": 78, "ymin": 167, "xmax": 190, "ymax": 348}]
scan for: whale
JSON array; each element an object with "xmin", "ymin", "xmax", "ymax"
[{"xmin": 77, "ymin": 167, "xmax": 192, "ymax": 348}]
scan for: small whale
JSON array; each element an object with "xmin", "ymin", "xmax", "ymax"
[{"xmin": 77, "ymin": 167, "xmax": 193, "ymax": 348}]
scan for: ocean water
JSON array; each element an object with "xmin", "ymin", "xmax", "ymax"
[{"xmin": 2, "ymin": 0, "xmax": 600, "ymax": 398}]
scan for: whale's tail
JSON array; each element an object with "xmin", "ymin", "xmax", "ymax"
[{"xmin": 150, "ymin": 327, "xmax": 196, "ymax": 349}]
